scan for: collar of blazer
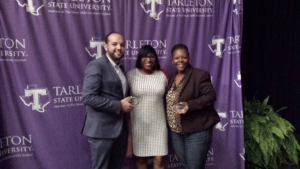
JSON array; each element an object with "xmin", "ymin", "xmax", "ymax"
[{"xmin": 167, "ymin": 64, "xmax": 194, "ymax": 93}]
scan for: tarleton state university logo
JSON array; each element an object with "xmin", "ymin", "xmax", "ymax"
[
  {"xmin": 234, "ymin": 71, "xmax": 242, "ymax": 88},
  {"xmin": 215, "ymin": 110, "xmax": 228, "ymax": 131},
  {"xmin": 16, "ymin": 0, "xmax": 46, "ymax": 16},
  {"xmin": 240, "ymin": 148, "xmax": 245, "ymax": 160},
  {"xmin": 140, "ymin": 0, "xmax": 164, "ymax": 20},
  {"xmin": 208, "ymin": 36, "xmax": 226, "ymax": 58},
  {"xmin": 85, "ymin": 37, "xmax": 105, "ymax": 59},
  {"xmin": 233, "ymin": 0, "xmax": 243, "ymax": 15},
  {"xmin": 19, "ymin": 84, "xmax": 51, "ymax": 113}
]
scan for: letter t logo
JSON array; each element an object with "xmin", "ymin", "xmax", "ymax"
[
  {"xmin": 141, "ymin": 0, "xmax": 164, "ymax": 20},
  {"xmin": 90, "ymin": 37, "xmax": 105, "ymax": 59},
  {"xmin": 24, "ymin": 85, "xmax": 48, "ymax": 110},
  {"xmin": 208, "ymin": 36, "xmax": 226, "ymax": 58}
]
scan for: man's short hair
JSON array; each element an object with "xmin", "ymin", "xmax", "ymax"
[{"xmin": 105, "ymin": 32, "xmax": 124, "ymax": 44}]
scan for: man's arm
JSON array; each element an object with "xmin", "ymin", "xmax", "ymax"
[{"xmin": 82, "ymin": 61, "xmax": 122, "ymax": 114}]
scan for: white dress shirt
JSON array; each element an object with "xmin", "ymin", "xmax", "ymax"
[{"xmin": 107, "ymin": 55, "xmax": 127, "ymax": 97}]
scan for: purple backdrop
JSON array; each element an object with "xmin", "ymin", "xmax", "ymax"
[{"xmin": 0, "ymin": 0, "xmax": 244, "ymax": 168}]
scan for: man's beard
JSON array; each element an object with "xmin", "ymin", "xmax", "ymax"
[{"xmin": 107, "ymin": 50, "xmax": 124, "ymax": 61}]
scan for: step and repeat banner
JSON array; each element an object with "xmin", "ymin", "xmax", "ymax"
[{"xmin": 0, "ymin": 0, "xmax": 244, "ymax": 168}]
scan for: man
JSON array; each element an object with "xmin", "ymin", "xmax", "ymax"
[{"xmin": 81, "ymin": 32, "xmax": 134, "ymax": 169}]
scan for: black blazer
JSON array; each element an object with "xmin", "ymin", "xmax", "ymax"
[{"xmin": 167, "ymin": 64, "xmax": 220, "ymax": 134}]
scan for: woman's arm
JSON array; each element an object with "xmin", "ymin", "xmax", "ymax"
[
  {"xmin": 125, "ymin": 113, "xmax": 133, "ymax": 158},
  {"xmin": 177, "ymin": 71, "xmax": 216, "ymax": 114}
]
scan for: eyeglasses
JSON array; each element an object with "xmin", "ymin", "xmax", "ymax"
[{"xmin": 142, "ymin": 54, "xmax": 155, "ymax": 59}]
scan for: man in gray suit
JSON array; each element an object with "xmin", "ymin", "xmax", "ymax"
[{"xmin": 82, "ymin": 32, "xmax": 134, "ymax": 169}]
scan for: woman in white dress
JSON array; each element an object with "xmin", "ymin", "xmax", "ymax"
[{"xmin": 127, "ymin": 45, "xmax": 168, "ymax": 169}]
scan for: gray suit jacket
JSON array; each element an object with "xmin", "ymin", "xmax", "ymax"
[{"xmin": 81, "ymin": 55, "xmax": 128, "ymax": 138}]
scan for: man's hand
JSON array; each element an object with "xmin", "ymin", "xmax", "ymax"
[{"xmin": 121, "ymin": 96, "xmax": 135, "ymax": 113}]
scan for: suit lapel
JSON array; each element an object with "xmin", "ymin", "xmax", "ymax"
[
  {"xmin": 120, "ymin": 65, "xmax": 129, "ymax": 97},
  {"xmin": 167, "ymin": 73, "xmax": 176, "ymax": 92},
  {"xmin": 180, "ymin": 65, "xmax": 193, "ymax": 95},
  {"xmin": 104, "ymin": 55, "xmax": 124, "ymax": 98}
]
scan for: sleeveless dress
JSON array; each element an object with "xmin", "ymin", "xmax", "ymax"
[{"xmin": 127, "ymin": 68, "xmax": 168, "ymax": 157}]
